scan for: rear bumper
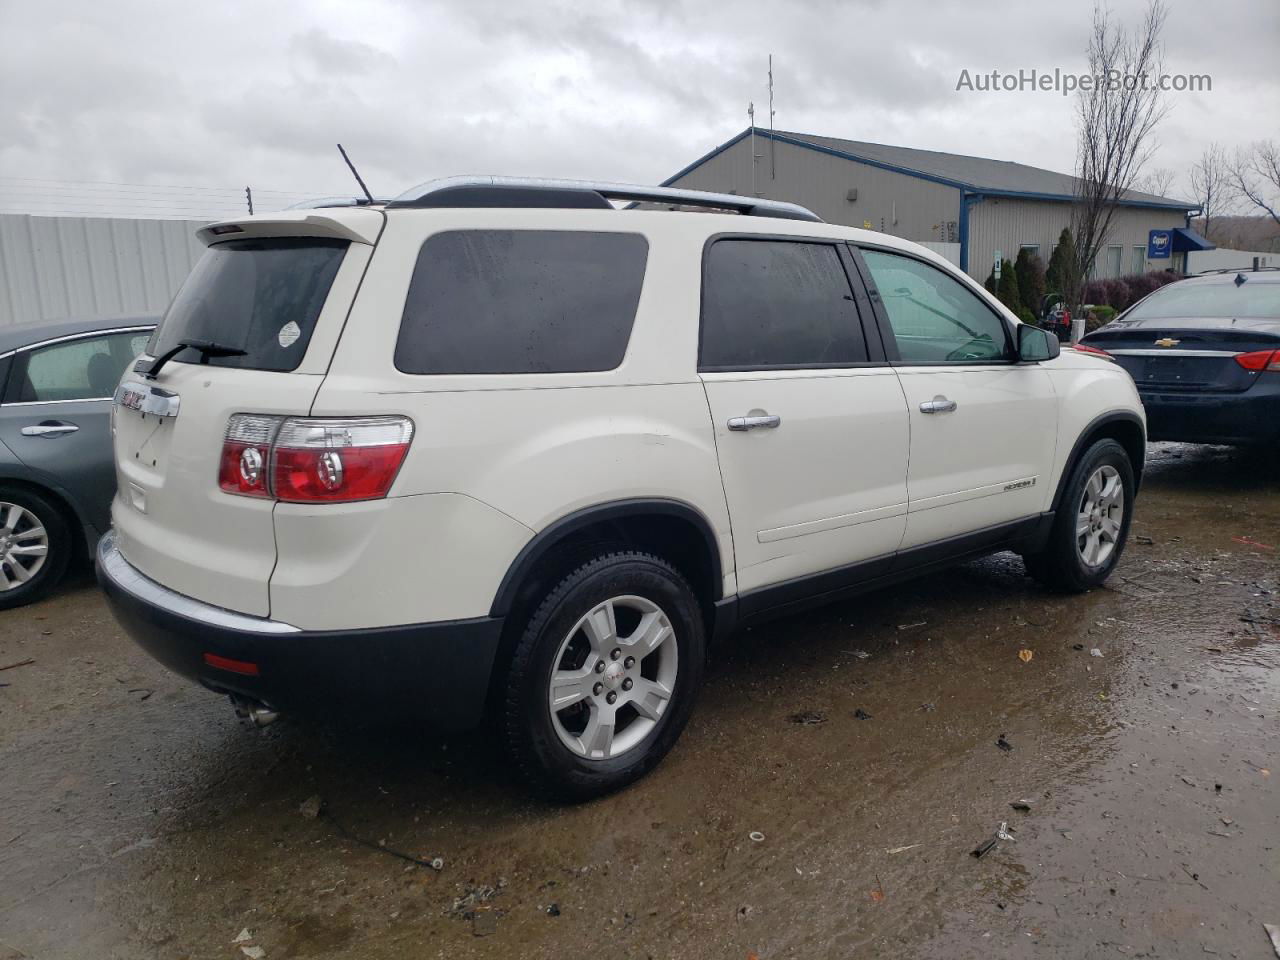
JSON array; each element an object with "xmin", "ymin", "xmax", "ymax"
[
  {"xmin": 1139, "ymin": 381, "xmax": 1280, "ymax": 445},
  {"xmin": 95, "ymin": 531, "xmax": 504, "ymax": 731}
]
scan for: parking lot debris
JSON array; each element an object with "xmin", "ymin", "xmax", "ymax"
[
  {"xmin": 0, "ymin": 658, "xmax": 35, "ymax": 672},
  {"xmin": 1018, "ymin": 649, "xmax": 1034, "ymax": 663},
  {"xmin": 845, "ymin": 649, "xmax": 871, "ymax": 659},
  {"xmin": 299, "ymin": 795, "xmax": 323, "ymax": 819},
  {"xmin": 749, "ymin": 831, "xmax": 765, "ymax": 843},
  {"xmin": 240, "ymin": 947, "xmax": 266, "ymax": 960},
  {"xmin": 1010, "ymin": 800, "xmax": 1033, "ymax": 812},
  {"xmin": 897, "ymin": 621, "xmax": 927, "ymax": 631},
  {"xmin": 886, "ymin": 844, "xmax": 921, "ymax": 854},
  {"xmin": 971, "ymin": 838, "xmax": 997, "ymax": 859},
  {"xmin": 1090, "ymin": 648, "xmax": 1104, "ymax": 657},
  {"xmin": 996, "ymin": 734, "xmax": 1014, "ymax": 752},
  {"xmin": 1263, "ymin": 923, "xmax": 1280, "ymax": 958},
  {"xmin": 1135, "ymin": 536, "xmax": 1154, "ymax": 545},
  {"xmin": 920, "ymin": 702, "xmax": 936, "ymax": 712},
  {"xmin": 996, "ymin": 822, "xmax": 1015, "ymax": 841},
  {"xmin": 545, "ymin": 903, "xmax": 561, "ymax": 917},
  {"xmin": 232, "ymin": 929, "xmax": 253, "ymax": 944},
  {"xmin": 321, "ymin": 807, "xmax": 442, "ymax": 870},
  {"xmin": 1232, "ymin": 536, "xmax": 1275, "ymax": 550},
  {"xmin": 787, "ymin": 710, "xmax": 826, "ymax": 725},
  {"xmin": 854, "ymin": 708, "xmax": 873, "ymax": 720}
]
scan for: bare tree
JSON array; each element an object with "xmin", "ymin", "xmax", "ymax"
[
  {"xmin": 1135, "ymin": 166, "xmax": 1177, "ymax": 197},
  {"xmin": 1188, "ymin": 143, "xmax": 1230, "ymax": 240},
  {"xmin": 1071, "ymin": 0, "xmax": 1170, "ymax": 301},
  {"xmin": 1229, "ymin": 140, "xmax": 1280, "ymax": 227}
]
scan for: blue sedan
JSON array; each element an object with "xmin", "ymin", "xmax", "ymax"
[{"xmin": 0, "ymin": 315, "xmax": 157, "ymax": 608}]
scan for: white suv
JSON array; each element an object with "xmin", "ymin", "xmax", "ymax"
[{"xmin": 97, "ymin": 177, "xmax": 1145, "ymax": 798}]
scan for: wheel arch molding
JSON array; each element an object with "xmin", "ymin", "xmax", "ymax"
[
  {"xmin": 1050, "ymin": 410, "xmax": 1146, "ymax": 516},
  {"xmin": 488, "ymin": 498, "xmax": 724, "ymax": 619}
]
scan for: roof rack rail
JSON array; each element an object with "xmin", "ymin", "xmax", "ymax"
[
  {"xmin": 286, "ymin": 196, "xmax": 390, "ymax": 210},
  {"xmin": 1198, "ymin": 265, "xmax": 1279, "ymax": 274},
  {"xmin": 386, "ymin": 176, "xmax": 823, "ymax": 222}
]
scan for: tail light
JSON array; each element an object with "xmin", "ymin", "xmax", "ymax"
[
  {"xmin": 218, "ymin": 414, "xmax": 413, "ymax": 503},
  {"xmin": 1072, "ymin": 344, "xmax": 1114, "ymax": 361},
  {"xmin": 272, "ymin": 417, "xmax": 413, "ymax": 502},
  {"xmin": 219, "ymin": 414, "xmax": 280, "ymax": 497},
  {"xmin": 1234, "ymin": 349, "xmax": 1280, "ymax": 373}
]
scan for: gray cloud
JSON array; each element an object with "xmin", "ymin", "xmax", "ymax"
[{"xmin": 0, "ymin": 0, "xmax": 1275, "ymax": 216}]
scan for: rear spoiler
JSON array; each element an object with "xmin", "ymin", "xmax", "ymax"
[{"xmin": 197, "ymin": 209, "xmax": 383, "ymax": 247}]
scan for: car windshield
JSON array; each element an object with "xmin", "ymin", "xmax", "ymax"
[{"xmin": 1125, "ymin": 278, "xmax": 1280, "ymax": 321}]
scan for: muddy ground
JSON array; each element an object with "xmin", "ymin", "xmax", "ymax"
[{"xmin": 1, "ymin": 443, "xmax": 1277, "ymax": 960}]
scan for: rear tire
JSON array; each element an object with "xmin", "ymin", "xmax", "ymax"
[
  {"xmin": 1023, "ymin": 439, "xmax": 1134, "ymax": 593},
  {"xmin": 502, "ymin": 551, "xmax": 706, "ymax": 801},
  {"xmin": 0, "ymin": 486, "xmax": 71, "ymax": 610}
]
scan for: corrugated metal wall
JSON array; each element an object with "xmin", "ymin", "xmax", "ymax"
[
  {"xmin": 668, "ymin": 137, "xmax": 964, "ymax": 245},
  {"xmin": 0, "ymin": 214, "xmax": 207, "ymax": 327},
  {"xmin": 966, "ymin": 199, "xmax": 1186, "ymax": 282},
  {"xmin": 1186, "ymin": 247, "xmax": 1275, "ymax": 274}
]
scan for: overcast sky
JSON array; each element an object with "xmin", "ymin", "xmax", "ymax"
[{"xmin": 0, "ymin": 0, "xmax": 1276, "ymax": 218}]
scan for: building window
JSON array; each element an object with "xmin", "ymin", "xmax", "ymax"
[
  {"xmin": 1132, "ymin": 246, "xmax": 1146, "ymax": 274},
  {"xmin": 1105, "ymin": 245, "xmax": 1123, "ymax": 278},
  {"xmin": 1020, "ymin": 244, "xmax": 1040, "ymax": 259}
]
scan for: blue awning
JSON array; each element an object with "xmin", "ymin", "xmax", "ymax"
[{"xmin": 1171, "ymin": 227, "xmax": 1215, "ymax": 253}]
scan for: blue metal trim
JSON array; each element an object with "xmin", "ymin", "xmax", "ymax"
[
  {"xmin": 958, "ymin": 191, "xmax": 983, "ymax": 274},
  {"xmin": 666, "ymin": 128, "xmax": 1198, "ymax": 213}
]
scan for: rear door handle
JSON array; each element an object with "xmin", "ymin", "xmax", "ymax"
[
  {"xmin": 919, "ymin": 396, "xmax": 958, "ymax": 415},
  {"xmin": 728, "ymin": 414, "xmax": 781, "ymax": 431},
  {"xmin": 21, "ymin": 422, "xmax": 79, "ymax": 437}
]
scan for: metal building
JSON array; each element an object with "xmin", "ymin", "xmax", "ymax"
[
  {"xmin": 665, "ymin": 128, "xmax": 1208, "ymax": 282},
  {"xmin": 0, "ymin": 214, "xmax": 207, "ymax": 328}
]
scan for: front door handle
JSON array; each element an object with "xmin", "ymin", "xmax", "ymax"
[
  {"xmin": 728, "ymin": 414, "xmax": 781, "ymax": 431},
  {"xmin": 919, "ymin": 396, "xmax": 958, "ymax": 415},
  {"xmin": 21, "ymin": 422, "xmax": 79, "ymax": 437}
]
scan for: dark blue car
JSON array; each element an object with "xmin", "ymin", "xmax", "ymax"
[
  {"xmin": 0, "ymin": 316, "xmax": 157, "ymax": 608},
  {"xmin": 1081, "ymin": 269, "xmax": 1280, "ymax": 446}
]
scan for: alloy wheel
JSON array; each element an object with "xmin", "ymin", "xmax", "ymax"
[
  {"xmin": 0, "ymin": 502, "xmax": 50, "ymax": 591},
  {"xmin": 547, "ymin": 595, "xmax": 679, "ymax": 760},
  {"xmin": 1076, "ymin": 465, "xmax": 1124, "ymax": 568}
]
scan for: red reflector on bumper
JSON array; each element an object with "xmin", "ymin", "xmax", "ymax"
[{"xmin": 203, "ymin": 652, "xmax": 260, "ymax": 676}]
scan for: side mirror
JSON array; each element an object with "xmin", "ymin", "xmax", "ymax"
[{"xmin": 1018, "ymin": 324, "xmax": 1060, "ymax": 362}]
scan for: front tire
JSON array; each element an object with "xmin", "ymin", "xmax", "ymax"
[
  {"xmin": 0, "ymin": 487, "xmax": 71, "ymax": 610},
  {"xmin": 502, "ymin": 551, "xmax": 706, "ymax": 801},
  {"xmin": 1024, "ymin": 438, "xmax": 1134, "ymax": 593}
]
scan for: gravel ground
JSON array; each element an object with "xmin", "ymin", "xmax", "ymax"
[{"xmin": 1, "ymin": 442, "xmax": 1276, "ymax": 960}]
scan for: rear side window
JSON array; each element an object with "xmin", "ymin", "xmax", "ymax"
[
  {"xmin": 149, "ymin": 237, "xmax": 348, "ymax": 372},
  {"xmin": 395, "ymin": 230, "xmax": 648, "ymax": 375},
  {"xmin": 4, "ymin": 331, "xmax": 149, "ymax": 403},
  {"xmin": 700, "ymin": 239, "xmax": 867, "ymax": 370}
]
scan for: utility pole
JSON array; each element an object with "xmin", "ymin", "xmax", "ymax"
[
  {"xmin": 768, "ymin": 54, "xmax": 776, "ymax": 180},
  {"xmin": 245, "ymin": 186, "xmax": 254, "ymax": 215}
]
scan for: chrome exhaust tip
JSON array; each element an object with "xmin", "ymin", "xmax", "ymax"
[{"xmin": 230, "ymin": 695, "xmax": 280, "ymax": 727}]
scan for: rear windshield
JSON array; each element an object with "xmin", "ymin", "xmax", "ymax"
[
  {"xmin": 149, "ymin": 237, "xmax": 348, "ymax": 372},
  {"xmin": 1125, "ymin": 279, "xmax": 1280, "ymax": 321}
]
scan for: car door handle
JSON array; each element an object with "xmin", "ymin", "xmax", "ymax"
[
  {"xmin": 21, "ymin": 422, "xmax": 79, "ymax": 437},
  {"xmin": 919, "ymin": 396, "xmax": 958, "ymax": 415},
  {"xmin": 727, "ymin": 414, "xmax": 781, "ymax": 431}
]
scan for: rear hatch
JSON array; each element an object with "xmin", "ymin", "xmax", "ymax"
[
  {"xmin": 111, "ymin": 211, "xmax": 382, "ymax": 616},
  {"xmin": 1086, "ymin": 318, "xmax": 1280, "ymax": 392}
]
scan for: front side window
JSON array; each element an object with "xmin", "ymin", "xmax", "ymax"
[
  {"xmin": 150, "ymin": 237, "xmax": 348, "ymax": 373},
  {"xmin": 4, "ymin": 331, "xmax": 150, "ymax": 403},
  {"xmin": 395, "ymin": 230, "xmax": 648, "ymax": 375},
  {"xmin": 860, "ymin": 249, "xmax": 1010, "ymax": 363},
  {"xmin": 700, "ymin": 239, "xmax": 867, "ymax": 370}
]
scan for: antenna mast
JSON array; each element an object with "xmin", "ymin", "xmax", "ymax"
[
  {"xmin": 768, "ymin": 54, "xmax": 776, "ymax": 180},
  {"xmin": 336, "ymin": 143, "xmax": 375, "ymax": 204},
  {"xmin": 748, "ymin": 102, "xmax": 757, "ymax": 197}
]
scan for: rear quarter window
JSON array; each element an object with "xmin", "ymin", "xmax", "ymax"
[
  {"xmin": 394, "ymin": 230, "xmax": 648, "ymax": 375},
  {"xmin": 150, "ymin": 237, "xmax": 348, "ymax": 373}
]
